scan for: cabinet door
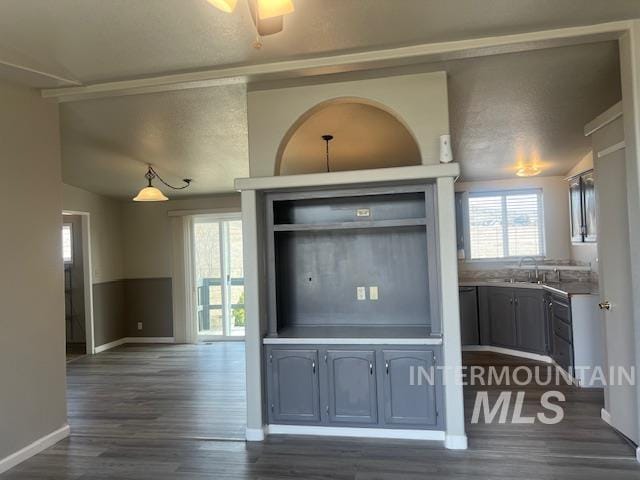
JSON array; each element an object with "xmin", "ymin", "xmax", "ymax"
[
  {"xmin": 269, "ymin": 349, "xmax": 320, "ymax": 423},
  {"xmin": 582, "ymin": 171, "xmax": 597, "ymax": 242},
  {"xmin": 326, "ymin": 350, "xmax": 377, "ymax": 425},
  {"xmin": 382, "ymin": 350, "xmax": 437, "ymax": 426},
  {"xmin": 515, "ymin": 290, "xmax": 547, "ymax": 354},
  {"xmin": 569, "ymin": 176, "xmax": 584, "ymax": 243},
  {"xmin": 459, "ymin": 287, "xmax": 479, "ymax": 345},
  {"xmin": 487, "ymin": 288, "xmax": 516, "ymax": 348}
]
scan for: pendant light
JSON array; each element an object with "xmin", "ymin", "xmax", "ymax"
[
  {"xmin": 133, "ymin": 165, "xmax": 192, "ymax": 202},
  {"xmin": 322, "ymin": 134, "xmax": 334, "ymax": 172},
  {"xmin": 207, "ymin": 0, "xmax": 294, "ymax": 18},
  {"xmin": 206, "ymin": 0, "xmax": 238, "ymax": 13}
]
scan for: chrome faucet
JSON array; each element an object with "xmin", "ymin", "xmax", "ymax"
[{"xmin": 518, "ymin": 256, "xmax": 539, "ymax": 282}]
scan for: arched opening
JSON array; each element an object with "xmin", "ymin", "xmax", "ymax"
[{"xmin": 275, "ymin": 97, "xmax": 421, "ymax": 175}]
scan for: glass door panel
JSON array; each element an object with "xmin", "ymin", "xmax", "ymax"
[{"xmin": 192, "ymin": 216, "xmax": 244, "ymax": 338}]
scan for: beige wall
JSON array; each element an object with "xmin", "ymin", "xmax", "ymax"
[
  {"xmin": 456, "ymin": 176, "xmax": 571, "ymax": 271},
  {"xmin": 62, "ymin": 184, "xmax": 125, "ymax": 283},
  {"xmin": 247, "ymin": 72, "xmax": 450, "ymax": 177},
  {"xmin": 122, "ymin": 194, "xmax": 241, "ymax": 279},
  {"xmin": 0, "ymin": 80, "xmax": 67, "ymax": 459}
]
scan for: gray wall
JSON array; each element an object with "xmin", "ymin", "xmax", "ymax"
[
  {"xmin": 0, "ymin": 80, "xmax": 67, "ymax": 459},
  {"xmin": 92, "ymin": 280, "xmax": 126, "ymax": 345},
  {"xmin": 125, "ymin": 278, "xmax": 173, "ymax": 337}
]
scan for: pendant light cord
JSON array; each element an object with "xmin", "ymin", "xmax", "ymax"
[{"xmin": 147, "ymin": 166, "xmax": 191, "ymax": 190}]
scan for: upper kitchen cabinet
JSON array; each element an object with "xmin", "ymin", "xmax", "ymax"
[{"xmin": 568, "ymin": 169, "xmax": 597, "ymax": 243}]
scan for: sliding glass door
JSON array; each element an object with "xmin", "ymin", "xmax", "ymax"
[{"xmin": 192, "ymin": 215, "xmax": 245, "ymax": 339}]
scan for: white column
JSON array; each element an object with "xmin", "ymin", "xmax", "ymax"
[
  {"xmin": 436, "ymin": 176, "xmax": 467, "ymax": 449},
  {"xmin": 241, "ymin": 189, "xmax": 265, "ymax": 441}
]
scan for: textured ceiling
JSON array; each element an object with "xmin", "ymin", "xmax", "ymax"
[
  {"xmin": 0, "ymin": 0, "xmax": 638, "ymax": 85},
  {"xmin": 60, "ymin": 84, "xmax": 249, "ymax": 198},
  {"xmin": 279, "ymin": 103, "xmax": 421, "ymax": 175},
  {"xmin": 60, "ymin": 41, "xmax": 621, "ymax": 197}
]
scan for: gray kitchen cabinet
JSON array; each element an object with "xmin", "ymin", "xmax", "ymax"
[
  {"xmin": 459, "ymin": 287, "xmax": 479, "ymax": 345},
  {"xmin": 268, "ymin": 349, "xmax": 320, "ymax": 423},
  {"xmin": 382, "ymin": 350, "xmax": 438, "ymax": 427},
  {"xmin": 486, "ymin": 287, "xmax": 517, "ymax": 348},
  {"xmin": 549, "ymin": 295, "xmax": 574, "ymax": 371},
  {"xmin": 568, "ymin": 169, "xmax": 597, "ymax": 243},
  {"xmin": 326, "ymin": 350, "xmax": 378, "ymax": 425},
  {"xmin": 514, "ymin": 289, "xmax": 547, "ymax": 354}
]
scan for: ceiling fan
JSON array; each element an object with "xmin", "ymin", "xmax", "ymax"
[{"xmin": 207, "ymin": 0, "xmax": 295, "ymax": 45}]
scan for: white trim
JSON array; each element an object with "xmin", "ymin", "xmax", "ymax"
[
  {"xmin": 41, "ymin": 21, "xmax": 631, "ymax": 102},
  {"xmin": 601, "ymin": 408, "xmax": 613, "ymax": 426},
  {"xmin": 0, "ymin": 425, "xmax": 70, "ymax": 474},
  {"xmin": 597, "ymin": 141, "xmax": 626, "ymax": 159},
  {"xmin": 235, "ymin": 164, "xmax": 460, "ymax": 191},
  {"xmin": 267, "ymin": 424, "xmax": 446, "ymax": 442},
  {"xmin": 263, "ymin": 337, "xmax": 443, "ymax": 345},
  {"xmin": 462, "ymin": 345, "xmax": 553, "ymax": 364},
  {"xmin": 584, "ymin": 101, "xmax": 624, "ymax": 136},
  {"xmin": 245, "ymin": 427, "xmax": 265, "ymax": 441},
  {"xmin": 636, "ymin": 447, "xmax": 640, "ymax": 464},
  {"xmin": 94, "ymin": 337, "xmax": 127, "ymax": 353},
  {"xmin": 445, "ymin": 434, "xmax": 469, "ymax": 450},
  {"xmin": 93, "ymin": 337, "xmax": 175, "ymax": 353}
]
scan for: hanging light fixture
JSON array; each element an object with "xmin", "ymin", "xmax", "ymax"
[
  {"xmin": 322, "ymin": 134, "xmax": 334, "ymax": 172},
  {"xmin": 516, "ymin": 164, "xmax": 542, "ymax": 177},
  {"xmin": 133, "ymin": 165, "xmax": 192, "ymax": 202},
  {"xmin": 206, "ymin": 0, "xmax": 238, "ymax": 13},
  {"xmin": 208, "ymin": 0, "xmax": 294, "ymax": 18}
]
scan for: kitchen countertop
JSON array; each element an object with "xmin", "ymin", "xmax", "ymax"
[{"xmin": 458, "ymin": 280, "xmax": 598, "ymax": 297}]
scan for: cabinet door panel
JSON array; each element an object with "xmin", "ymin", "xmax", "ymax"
[
  {"xmin": 326, "ymin": 350, "xmax": 377, "ymax": 424},
  {"xmin": 582, "ymin": 171, "xmax": 597, "ymax": 242},
  {"xmin": 569, "ymin": 176, "xmax": 584, "ymax": 243},
  {"xmin": 382, "ymin": 350, "xmax": 437, "ymax": 426},
  {"xmin": 459, "ymin": 287, "xmax": 479, "ymax": 345},
  {"xmin": 515, "ymin": 290, "xmax": 547, "ymax": 354},
  {"xmin": 487, "ymin": 288, "xmax": 516, "ymax": 348},
  {"xmin": 269, "ymin": 349, "xmax": 320, "ymax": 423}
]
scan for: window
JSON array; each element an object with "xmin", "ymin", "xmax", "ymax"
[
  {"xmin": 62, "ymin": 224, "xmax": 73, "ymax": 263},
  {"xmin": 467, "ymin": 190, "xmax": 544, "ymax": 260}
]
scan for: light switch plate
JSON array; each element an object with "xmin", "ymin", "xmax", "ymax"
[
  {"xmin": 356, "ymin": 208, "xmax": 371, "ymax": 217},
  {"xmin": 357, "ymin": 286, "xmax": 367, "ymax": 300},
  {"xmin": 369, "ymin": 286, "xmax": 379, "ymax": 300},
  {"xmin": 137, "ymin": 322, "xmax": 143, "ymax": 331}
]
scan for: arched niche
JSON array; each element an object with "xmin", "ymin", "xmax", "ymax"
[{"xmin": 275, "ymin": 97, "xmax": 422, "ymax": 176}]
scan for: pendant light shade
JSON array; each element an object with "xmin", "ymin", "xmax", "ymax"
[
  {"xmin": 133, "ymin": 186, "xmax": 169, "ymax": 202},
  {"xmin": 207, "ymin": 0, "xmax": 238, "ymax": 13},
  {"xmin": 257, "ymin": 0, "xmax": 294, "ymax": 19}
]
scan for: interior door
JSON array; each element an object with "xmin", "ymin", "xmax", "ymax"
[{"xmin": 593, "ymin": 117, "xmax": 638, "ymax": 444}]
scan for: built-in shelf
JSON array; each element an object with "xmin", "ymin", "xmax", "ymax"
[
  {"xmin": 268, "ymin": 325, "xmax": 437, "ymax": 340},
  {"xmin": 273, "ymin": 218, "xmax": 428, "ymax": 232}
]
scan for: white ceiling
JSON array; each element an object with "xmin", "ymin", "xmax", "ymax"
[
  {"xmin": 0, "ymin": 0, "xmax": 638, "ymax": 85},
  {"xmin": 60, "ymin": 83, "xmax": 249, "ymax": 198}
]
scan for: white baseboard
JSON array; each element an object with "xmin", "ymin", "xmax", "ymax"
[
  {"xmin": 463, "ymin": 345, "xmax": 553, "ymax": 364},
  {"xmin": 245, "ymin": 427, "xmax": 265, "ymax": 441},
  {"xmin": 601, "ymin": 408, "xmax": 613, "ymax": 426},
  {"xmin": 94, "ymin": 338, "xmax": 127, "ymax": 353},
  {"xmin": 445, "ymin": 434, "xmax": 468, "ymax": 450},
  {"xmin": 267, "ymin": 424, "xmax": 445, "ymax": 441},
  {"xmin": 94, "ymin": 337, "xmax": 175, "ymax": 353},
  {"xmin": 636, "ymin": 446, "xmax": 640, "ymax": 464},
  {"xmin": 0, "ymin": 425, "xmax": 70, "ymax": 474}
]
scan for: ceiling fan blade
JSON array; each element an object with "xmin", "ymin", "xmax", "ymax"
[
  {"xmin": 248, "ymin": 0, "xmax": 284, "ymax": 35},
  {"xmin": 206, "ymin": 0, "xmax": 238, "ymax": 13},
  {"xmin": 257, "ymin": 0, "xmax": 294, "ymax": 20}
]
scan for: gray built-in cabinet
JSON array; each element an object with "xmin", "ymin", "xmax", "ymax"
[
  {"xmin": 569, "ymin": 169, "xmax": 597, "ymax": 243},
  {"xmin": 266, "ymin": 345, "xmax": 443, "ymax": 429},
  {"xmin": 461, "ymin": 286, "xmax": 574, "ymax": 370},
  {"xmin": 263, "ymin": 183, "xmax": 444, "ymax": 431}
]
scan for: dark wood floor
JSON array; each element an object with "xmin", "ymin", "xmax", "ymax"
[{"xmin": 2, "ymin": 346, "xmax": 638, "ymax": 479}]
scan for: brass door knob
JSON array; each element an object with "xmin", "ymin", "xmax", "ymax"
[{"xmin": 599, "ymin": 301, "xmax": 612, "ymax": 311}]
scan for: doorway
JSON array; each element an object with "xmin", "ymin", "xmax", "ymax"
[{"xmin": 191, "ymin": 214, "xmax": 245, "ymax": 341}]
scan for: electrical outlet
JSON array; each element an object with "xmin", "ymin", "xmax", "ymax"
[
  {"xmin": 369, "ymin": 286, "xmax": 379, "ymax": 300},
  {"xmin": 356, "ymin": 286, "xmax": 367, "ymax": 300},
  {"xmin": 137, "ymin": 322, "xmax": 143, "ymax": 331}
]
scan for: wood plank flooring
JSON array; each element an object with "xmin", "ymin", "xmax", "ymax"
[{"xmin": 2, "ymin": 345, "xmax": 638, "ymax": 479}]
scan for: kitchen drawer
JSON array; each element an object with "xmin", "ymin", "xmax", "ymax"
[
  {"xmin": 552, "ymin": 298, "xmax": 571, "ymax": 324},
  {"xmin": 552, "ymin": 334, "xmax": 573, "ymax": 372},
  {"xmin": 552, "ymin": 316, "xmax": 572, "ymax": 343}
]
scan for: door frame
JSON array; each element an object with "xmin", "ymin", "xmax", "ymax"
[
  {"xmin": 62, "ymin": 210, "xmax": 95, "ymax": 354},
  {"xmin": 190, "ymin": 212, "xmax": 245, "ymax": 342}
]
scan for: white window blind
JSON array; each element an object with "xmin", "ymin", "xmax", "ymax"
[
  {"xmin": 62, "ymin": 224, "xmax": 73, "ymax": 263},
  {"xmin": 467, "ymin": 190, "xmax": 544, "ymax": 259}
]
